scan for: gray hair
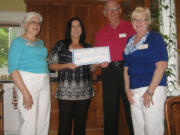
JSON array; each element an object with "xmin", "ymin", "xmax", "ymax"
[
  {"xmin": 19, "ymin": 12, "xmax": 43, "ymax": 35},
  {"xmin": 131, "ymin": 7, "xmax": 152, "ymax": 24},
  {"xmin": 104, "ymin": 0, "xmax": 121, "ymax": 12}
]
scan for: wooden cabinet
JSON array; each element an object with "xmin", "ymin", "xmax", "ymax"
[
  {"xmin": 25, "ymin": 0, "xmax": 109, "ymax": 53},
  {"xmin": 24, "ymin": 1, "xmax": 130, "ymax": 135},
  {"xmin": 175, "ymin": 0, "xmax": 180, "ymax": 49},
  {"xmin": 24, "ymin": 0, "xmax": 151, "ymax": 135},
  {"xmin": 24, "ymin": 0, "xmax": 150, "ymax": 51},
  {"xmin": 0, "ymin": 84, "xmax": 4, "ymax": 135},
  {"xmin": 49, "ymin": 78, "xmax": 104, "ymax": 135},
  {"xmin": 49, "ymin": 78, "xmax": 130, "ymax": 135},
  {"xmin": 49, "ymin": 82, "xmax": 58, "ymax": 135},
  {"xmin": 24, "ymin": 1, "xmax": 112, "ymax": 132}
]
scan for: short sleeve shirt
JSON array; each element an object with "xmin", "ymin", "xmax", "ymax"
[
  {"xmin": 123, "ymin": 31, "xmax": 168, "ymax": 89},
  {"xmin": 94, "ymin": 20, "xmax": 135, "ymax": 62},
  {"xmin": 8, "ymin": 37, "xmax": 49, "ymax": 74},
  {"xmin": 48, "ymin": 41, "xmax": 94, "ymax": 100}
]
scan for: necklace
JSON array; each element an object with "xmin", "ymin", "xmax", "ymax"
[{"xmin": 22, "ymin": 34, "xmax": 37, "ymax": 42}]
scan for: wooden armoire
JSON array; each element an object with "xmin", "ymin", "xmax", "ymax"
[{"xmin": 24, "ymin": 0, "xmax": 150, "ymax": 135}]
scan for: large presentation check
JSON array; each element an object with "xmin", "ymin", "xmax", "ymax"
[{"xmin": 72, "ymin": 46, "xmax": 111, "ymax": 65}]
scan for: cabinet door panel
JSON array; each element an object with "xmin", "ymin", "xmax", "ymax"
[
  {"xmin": 91, "ymin": 4, "xmax": 108, "ymax": 45},
  {"xmin": 49, "ymin": 5, "xmax": 70, "ymax": 51},
  {"xmin": 26, "ymin": 2, "xmax": 50, "ymax": 51},
  {"xmin": 49, "ymin": 82, "xmax": 58, "ymax": 135},
  {"xmin": 74, "ymin": 4, "xmax": 92, "ymax": 44}
]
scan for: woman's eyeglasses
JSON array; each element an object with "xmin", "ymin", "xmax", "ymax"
[
  {"xmin": 28, "ymin": 21, "xmax": 42, "ymax": 25},
  {"xmin": 132, "ymin": 18, "xmax": 149, "ymax": 23}
]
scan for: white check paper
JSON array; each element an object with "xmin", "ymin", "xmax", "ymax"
[{"xmin": 72, "ymin": 46, "xmax": 111, "ymax": 65}]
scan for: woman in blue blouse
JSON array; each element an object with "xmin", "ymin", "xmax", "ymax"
[
  {"xmin": 8, "ymin": 12, "xmax": 50, "ymax": 135},
  {"xmin": 48, "ymin": 17, "xmax": 97, "ymax": 135},
  {"xmin": 123, "ymin": 7, "xmax": 168, "ymax": 135}
]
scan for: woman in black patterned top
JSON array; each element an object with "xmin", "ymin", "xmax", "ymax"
[{"xmin": 48, "ymin": 17, "xmax": 97, "ymax": 135}]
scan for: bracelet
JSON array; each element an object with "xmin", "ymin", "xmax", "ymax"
[{"xmin": 146, "ymin": 90, "xmax": 154, "ymax": 96}]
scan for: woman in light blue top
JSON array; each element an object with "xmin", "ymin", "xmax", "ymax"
[{"xmin": 8, "ymin": 12, "xmax": 51, "ymax": 135}]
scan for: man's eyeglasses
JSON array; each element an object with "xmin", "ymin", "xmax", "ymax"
[{"xmin": 106, "ymin": 7, "xmax": 119, "ymax": 13}]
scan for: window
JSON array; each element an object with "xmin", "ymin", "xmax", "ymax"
[{"xmin": 0, "ymin": 26, "xmax": 19, "ymax": 76}]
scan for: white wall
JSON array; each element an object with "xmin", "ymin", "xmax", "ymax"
[
  {"xmin": 0, "ymin": 11, "xmax": 25, "ymax": 24},
  {"xmin": 3, "ymin": 84, "xmax": 20, "ymax": 135},
  {"xmin": 0, "ymin": 11, "xmax": 26, "ymax": 135}
]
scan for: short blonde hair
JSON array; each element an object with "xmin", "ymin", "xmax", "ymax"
[{"xmin": 131, "ymin": 7, "xmax": 151, "ymax": 24}]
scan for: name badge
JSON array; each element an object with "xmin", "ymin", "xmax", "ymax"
[
  {"xmin": 137, "ymin": 44, "xmax": 148, "ymax": 50},
  {"xmin": 26, "ymin": 42, "xmax": 35, "ymax": 46},
  {"xmin": 119, "ymin": 33, "xmax": 127, "ymax": 38}
]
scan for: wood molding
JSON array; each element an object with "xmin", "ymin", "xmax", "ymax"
[
  {"xmin": 24, "ymin": 1, "xmax": 141, "ymax": 134},
  {"xmin": 24, "ymin": 0, "xmax": 51, "ymax": 2},
  {"xmin": 24, "ymin": 0, "xmax": 104, "ymax": 4},
  {"xmin": 145, "ymin": 0, "xmax": 150, "ymax": 7}
]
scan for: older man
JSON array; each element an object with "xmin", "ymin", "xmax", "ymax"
[{"xmin": 94, "ymin": 0, "xmax": 135, "ymax": 135}]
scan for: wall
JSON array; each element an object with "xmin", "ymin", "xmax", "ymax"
[
  {"xmin": 0, "ymin": 0, "xmax": 26, "ymax": 12},
  {"xmin": 0, "ymin": 0, "xmax": 26, "ymax": 25},
  {"xmin": 175, "ymin": 0, "xmax": 180, "ymax": 84},
  {"xmin": 0, "ymin": 1, "xmax": 26, "ymax": 135},
  {"xmin": 3, "ymin": 84, "xmax": 20, "ymax": 135}
]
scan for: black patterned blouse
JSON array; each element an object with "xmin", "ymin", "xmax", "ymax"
[{"xmin": 48, "ymin": 40, "xmax": 94, "ymax": 100}]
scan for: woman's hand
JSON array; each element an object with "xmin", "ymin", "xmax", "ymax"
[
  {"xmin": 66, "ymin": 63, "xmax": 79, "ymax": 70},
  {"xmin": 11, "ymin": 70, "xmax": 34, "ymax": 110},
  {"xmin": 124, "ymin": 67, "xmax": 133, "ymax": 104},
  {"xmin": 142, "ymin": 61, "xmax": 167, "ymax": 108},
  {"xmin": 23, "ymin": 91, "xmax": 33, "ymax": 110},
  {"xmin": 142, "ymin": 90, "xmax": 154, "ymax": 108},
  {"xmin": 126, "ymin": 89, "xmax": 134, "ymax": 105},
  {"xmin": 90, "ymin": 64, "xmax": 99, "ymax": 72}
]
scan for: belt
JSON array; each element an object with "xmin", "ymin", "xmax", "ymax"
[{"xmin": 108, "ymin": 60, "xmax": 124, "ymax": 68}]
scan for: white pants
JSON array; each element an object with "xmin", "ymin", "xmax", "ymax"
[
  {"xmin": 15, "ymin": 71, "xmax": 51, "ymax": 135},
  {"xmin": 131, "ymin": 86, "xmax": 167, "ymax": 135}
]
